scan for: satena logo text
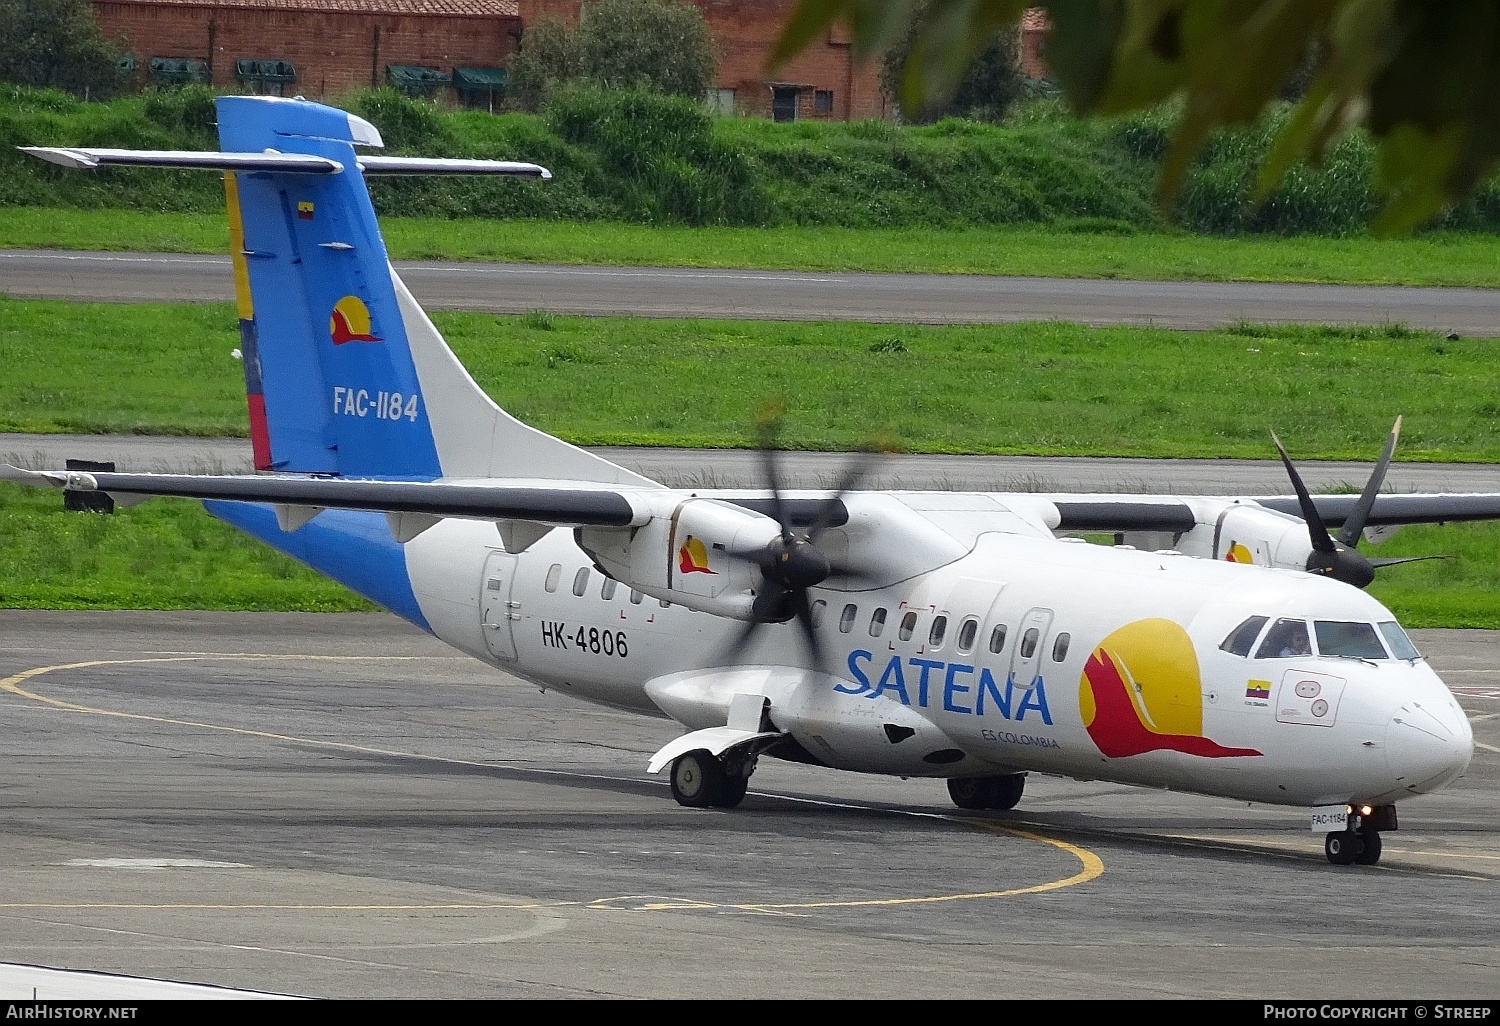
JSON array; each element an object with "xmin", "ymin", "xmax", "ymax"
[{"xmin": 839, "ymin": 650, "xmax": 1053, "ymax": 723}]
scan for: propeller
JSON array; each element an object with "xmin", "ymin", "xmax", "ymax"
[
  {"xmin": 715, "ymin": 410, "xmax": 885, "ymax": 670},
  {"xmin": 1272, "ymin": 417, "xmax": 1445, "ymax": 588}
]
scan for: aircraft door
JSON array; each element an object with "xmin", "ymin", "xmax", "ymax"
[
  {"xmin": 1009, "ymin": 606, "xmax": 1054, "ymax": 689},
  {"xmin": 480, "ymin": 549, "xmax": 520, "ymax": 661}
]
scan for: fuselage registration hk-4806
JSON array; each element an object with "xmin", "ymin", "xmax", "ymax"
[{"xmin": 9, "ymin": 96, "xmax": 1481, "ymax": 867}]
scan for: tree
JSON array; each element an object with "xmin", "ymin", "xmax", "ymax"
[
  {"xmin": 882, "ymin": 10, "xmax": 1024, "ymax": 124},
  {"xmin": 0, "ymin": 0, "xmax": 128, "ymax": 99},
  {"xmin": 509, "ymin": 0, "xmax": 716, "ymax": 111},
  {"xmin": 774, "ymin": 1, "xmax": 1500, "ymax": 233}
]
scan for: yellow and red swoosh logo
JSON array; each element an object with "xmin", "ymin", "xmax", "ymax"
[
  {"xmin": 678, "ymin": 536, "xmax": 716, "ymax": 575},
  {"xmin": 329, "ymin": 295, "xmax": 381, "ymax": 345},
  {"xmin": 1080, "ymin": 619, "xmax": 1261, "ymax": 759}
]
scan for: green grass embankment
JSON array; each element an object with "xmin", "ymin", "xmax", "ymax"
[{"xmin": 4, "ymin": 299, "xmax": 1498, "ymax": 460}]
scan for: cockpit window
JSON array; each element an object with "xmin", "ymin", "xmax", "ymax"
[
  {"xmin": 1219, "ymin": 616, "xmax": 1269, "ymax": 657},
  {"xmin": 1379, "ymin": 621, "xmax": 1422, "ymax": 660},
  {"xmin": 1314, "ymin": 621, "xmax": 1389, "ymax": 659},
  {"xmin": 1255, "ymin": 618, "xmax": 1311, "ymax": 659}
]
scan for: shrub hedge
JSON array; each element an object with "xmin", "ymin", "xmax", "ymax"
[{"xmin": 3, "ymin": 83, "xmax": 1497, "ymax": 235}]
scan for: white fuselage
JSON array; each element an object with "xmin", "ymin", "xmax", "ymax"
[{"xmin": 403, "ymin": 491, "xmax": 1474, "ymax": 810}]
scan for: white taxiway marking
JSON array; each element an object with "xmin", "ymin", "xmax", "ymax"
[{"xmin": 65, "ymin": 858, "xmax": 251, "ymax": 869}]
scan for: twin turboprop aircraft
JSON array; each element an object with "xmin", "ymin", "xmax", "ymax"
[{"xmin": 7, "ymin": 96, "xmax": 1484, "ymax": 866}]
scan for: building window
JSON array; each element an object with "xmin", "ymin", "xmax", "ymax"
[
  {"xmin": 771, "ymin": 85, "xmax": 799, "ymax": 123},
  {"xmin": 705, "ymin": 88, "xmax": 735, "ymax": 116},
  {"xmin": 814, "ymin": 89, "xmax": 834, "ymax": 114},
  {"xmin": 387, "ymin": 64, "xmax": 451, "ymax": 98},
  {"xmin": 235, "ymin": 58, "xmax": 296, "ymax": 96},
  {"xmin": 148, "ymin": 57, "xmax": 209, "ymax": 87}
]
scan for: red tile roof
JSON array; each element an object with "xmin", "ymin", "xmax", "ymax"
[
  {"xmin": 1021, "ymin": 7, "xmax": 1050, "ymax": 32},
  {"xmin": 96, "ymin": 0, "xmax": 519, "ymax": 16}
]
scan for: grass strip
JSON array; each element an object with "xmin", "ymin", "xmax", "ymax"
[
  {"xmin": 3, "ymin": 299, "xmax": 1500, "ymax": 461},
  {"xmin": 4, "ymin": 207, "xmax": 1500, "ymax": 287}
]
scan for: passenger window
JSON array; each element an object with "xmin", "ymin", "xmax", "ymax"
[
  {"xmin": 899, "ymin": 611, "xmax": 918, "ymax": 641},
  {"xmin": 1379, "ymin": 621, "xmax": 1420, "ymax": 660},
  {"xmin": 869, "ymin": 608, "xmax": 887, "ymax": 637},
  {"xmin": 957, "ymin": 618, "xmax": 978, "ymax": 653},
  {"xmin": 1255, "ymin": 618, "xmax": 1311, "ymax": 659},
  {"xmin": 600, "ymin": 578, "xmax": 617, "ymax": 601},
  {"xmin": 988, "ymin": 624, "xmax": 1008, "ymax": 654},
  {"xmin": 1051, "ymin": 633, "xmax": 1070, "ymax": 662},
  {"xmin": 1019, "ymin": 628, "xmax": 1039, "ymax": 658},
  {"xmin": 629, "ymin": 589, "xmax": 643, "ymax": 604},
  {"xmin": 811, "ymin": 599, "xmax": 827, "ymax": 628},
  {"xmin": 572, "ymin": 567, "xmax": 591, "ymax": 597},
  {"xmin": 929, "ymin": 615, "xmax": 948, "ymax": 648},
  {"xmin": 1219, "ymin": 615, "xmax": 1269, "ymax": 657},
  {"xmin": 1315, "ymin": 621, "xmax": 1388, "ymax": 659},
  {"xmin": 839, "ymin": 603, "xmax": 857, "ymax": 634},
  {"xmin": 544, "ymin": 564, "xmax": 562, "ymax": 593}
]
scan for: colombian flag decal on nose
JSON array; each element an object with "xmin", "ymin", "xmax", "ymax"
[
  {"xmin": 1080, "ymin": 619, "xmax": 1262, "ymax": 759},
  {"xmin": 329, "ymin": 295, "xmax": 381, "ymax": 345}
]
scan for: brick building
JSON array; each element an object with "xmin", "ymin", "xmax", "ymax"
[
  {"xmin": 93, "ymin": 0, "xmax": 521, "ymax": 102},
  {"xmin": 91, "ymin": 0, "xmax": 1051, "ymax": 120}
]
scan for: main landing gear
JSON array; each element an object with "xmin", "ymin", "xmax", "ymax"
[
  {"xmin": 947, "ymin": 773, "xmax": 1026, "ymax": 811},
  {"xmin": 669, "ymin": 749, "xmax": 757, "ymax": 809},
  {"xmin": 1324, "ymin": 805, "xmax": 1396, "ymax": 866}
]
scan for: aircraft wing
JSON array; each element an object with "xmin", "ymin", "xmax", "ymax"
[
  {"xmin": 1048, "ymin": 494, "xmax": 1500, "ymax": 533},
  {"xmin": 0, "ymin": 465, "xmax": 636, "ymax": 527}
]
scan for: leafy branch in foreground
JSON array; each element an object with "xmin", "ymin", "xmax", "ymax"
[{"xmin": 774, "ymin": 1, "xmax": 1500, "ymax": 233}]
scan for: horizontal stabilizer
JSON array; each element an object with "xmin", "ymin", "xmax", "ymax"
[
  {"xmin": 20, "ymin": 148, "xmax": 552, "ymax": 179},
  {"xmin": 20, "ymin": 147, "xmax": 344, "ymax": 174},
  {"xmin": 2, "ymin": 466, "xmax": 639, "ymax": 528}
]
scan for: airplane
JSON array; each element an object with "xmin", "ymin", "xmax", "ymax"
[{"xmin": 5, "ymin": 95, "xmax": 1485, "ymax": 867}]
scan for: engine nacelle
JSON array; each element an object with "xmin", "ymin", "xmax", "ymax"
[
  {"xmin": 1171, "ymin": 502, "xmax": 1315, "ymax": 572},
  {"xmin": 578, "ymin": 496, "xmax": 781, "ymax": 620}
]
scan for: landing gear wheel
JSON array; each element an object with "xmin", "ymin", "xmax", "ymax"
[
  {"xmin": 989, "ymin": 773, "xmax": 1026, "ymax": 810},
  {"xmin": 1324, "ymin": 830, "xmax": 1359, "ymax": 866},
  {"xmin": 714, "ymin": 774, "xmax": 749, "ymax": 809},
  {"xmin": 670, "ymin": 750, "xmax": 723, "ymax": 808},
  {"xmin": 948, "ymin": 777, "xmax": 997, "ymax": 810},
  {"xmin": 1354, "ymin": 826, "xmax": 1383, "ymax": 865}
]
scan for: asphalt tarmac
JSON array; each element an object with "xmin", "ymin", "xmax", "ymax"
[
  {"xmin": 0, "ymin": 611, "xmax": 1495, "ymax": 999},
  {"xmin": 5, "ymin": 249, "xmax": 1500, "ymax": 334}
]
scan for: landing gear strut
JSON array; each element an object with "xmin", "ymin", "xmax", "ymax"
[
  {"xmin": 947, "ymin": 773, "xmax": 1026, "ymax": 811},
  {"xmin": 1324, "ymin": 805, "xmax": 1395, "ymax": 865},
  {"xmin": 669, "ymin": 749, "xmax": 756, "ymax": 809}
]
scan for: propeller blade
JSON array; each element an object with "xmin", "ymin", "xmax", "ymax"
[
  {"xmin": 1369, "ymin": 554, "xmax": 1450, "ymax": 568},
  {"xmin": 789, "ymin": 588, "xmax": 826, "ymax": 673},
  {"xmin": 807, "ymin": 448, "xmax": 877, "ymax": 541},
  {"xmin": 713, "ymin": 616, "xmax": 764, "ymax": 668},
  {"xmin": 755, "ymin": 407, "xmax": 794, "ymax": 544},
  {"xmin": 1271, "ymin": 430, "xmax": 1336, "ymax": 553},
  {"xmin": 1336, "ymin": 416, "xmax": 1402, "ymax": 548}
]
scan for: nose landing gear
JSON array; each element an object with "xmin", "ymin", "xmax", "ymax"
[{"xmin": 1323, "ymin": 805, "xmax": 1395, "ymax": 865}]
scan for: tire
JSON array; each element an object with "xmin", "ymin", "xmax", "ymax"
[
  {"xmin": 948, "ymin": 777, "xmax": 997, "ymax": 809},
  {"xmin": 989, "ymin": 773, "xmax": 1026, "ymax": 810},
  {"xmin": 713, "ymin": 774, "xmax": 749, "ymax": 808},
  {"xmin": 1325, "ymin": 830, "xmax": 1358, "ymax": 866},
  {"xmin": 670, "ymin": 750, "xmax": 723, "ymax": 808},
  {"xmin": 1354, "ymin": 827, "xmax": 1382, "ymax": 865}
]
